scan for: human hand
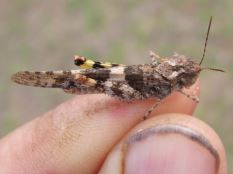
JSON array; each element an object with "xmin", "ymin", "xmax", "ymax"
[{"xmin": 0, "ymin": 80, "xmax": 227, "ymax": 174}]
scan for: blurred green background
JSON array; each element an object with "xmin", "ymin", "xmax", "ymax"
[{"xmin": 1, "ymin": 0, "xmax": 233, "ymax": 172}]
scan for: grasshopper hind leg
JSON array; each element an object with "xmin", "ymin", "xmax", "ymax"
[
  {"xmin": 143, "ymin": 98, "xmax": 161, "ymax": 120},
  {"xmin": 63, "ymin": 74, "xmax": 103, "ymax": 95},
  {"xmin": 73, "ymin": 55, "xmax": 125, "ymax": 69},
  {"xmin": 63, "ymin": 86, "xmax": 102, "ymax": 95},
  {"xmin": 177, "ymin": 89, "xmax": 199, "ymax": 103}
]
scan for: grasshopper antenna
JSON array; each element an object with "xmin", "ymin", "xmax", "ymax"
[
  {"xmin": 199, "ymin": 16, "xmax": 225, "ymax": 72},
  {"xmin": 201, "ymin": 67, "xmax": 224, "ymax": 72},
  {"xmin": 199, "ymin": 16, "xmax": 212, "ymax": 65}
]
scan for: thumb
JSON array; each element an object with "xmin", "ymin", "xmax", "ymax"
[{"xmin": 99, "ymin": 114, "xmax": 227, "ymax": 174}]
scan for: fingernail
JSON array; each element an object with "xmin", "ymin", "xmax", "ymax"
[{"xmin": 122, "ymin": 125, "xmax": 219, "ymax": 174}]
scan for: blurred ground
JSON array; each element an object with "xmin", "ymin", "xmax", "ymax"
[{"xmin": 1, "ymin": 0, "xmax": 233, "ymax": 172}]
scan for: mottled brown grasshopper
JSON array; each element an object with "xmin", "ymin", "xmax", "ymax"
[{"xmin": 12, "ymin": 17, "xmax": 223, "ymax": 119}]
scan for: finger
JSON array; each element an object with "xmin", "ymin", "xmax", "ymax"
[
  {"xmin": 99, "ymin": 114, "xmax": 227, "ymax": 174},
  {"xmin": 0, "ymin": 81, "xmax": 199, "ymax": 174}
]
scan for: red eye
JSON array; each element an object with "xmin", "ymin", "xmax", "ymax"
[{"xmin": 74, "ymin": 56, "xmax": 86, "ymax": 66}]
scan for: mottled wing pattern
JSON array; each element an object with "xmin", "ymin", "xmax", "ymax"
[
  {"xmin": 99, "ymin": 64, "xmax": 172, "ymax": 100},
  {"xmin": 11, "ymin": 70, "xmax": 79, "ymax": 88},
  {"xmin": 11, "ymin": 63, "xmax": 172, "ymax": 100}
]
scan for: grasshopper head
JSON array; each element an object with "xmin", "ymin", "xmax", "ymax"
[
  {"xmin": 156, "ymin": 54, "xmax": 201, "ymax": 88},
  {"xmin": 176, "ymin": 58, "xmax": 201, "ymax": 87}
]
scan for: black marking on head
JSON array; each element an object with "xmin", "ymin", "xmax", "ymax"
[{"xmin": 124, "ymin": 65, "xmax": 144, "ymax": 91}]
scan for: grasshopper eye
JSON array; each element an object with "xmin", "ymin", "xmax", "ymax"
[{"xmin": 172, "ymin": 65, "xmax": 181, "ymax": 71}]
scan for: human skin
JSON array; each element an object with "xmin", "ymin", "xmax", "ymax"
[{"xmin": 0, "ymin": 80, "xmax": 227, "ymax": 174}]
